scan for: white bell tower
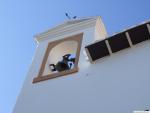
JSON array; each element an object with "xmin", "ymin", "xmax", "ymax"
[
  {"xmin": 13, "ymin": 16, "xmax": 150, "ymax": 113},
  {"xmin": 13, "ymin": 16, "xmax": 108, "ymax": 113}
]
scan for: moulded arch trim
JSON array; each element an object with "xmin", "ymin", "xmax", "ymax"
[{"xmin": 33, "ymin": 33, "xmax": 83, "ymax": 83}]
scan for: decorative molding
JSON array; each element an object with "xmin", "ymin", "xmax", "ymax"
[
  {"xmin": 35, "ymin": 17, "xmax": 100, "ymax": 42},
  {"xmin": 105, "ymin": 40, "xmax": 112, "ymax": 54},
  {"xmin": 33, "ymin": 33, "xmax": 83, "ymax": 83},
  {"xmin": 125, "ymin": 32, "xmax": 133, "ymax": 47},
  {"xmin": 147, "ymin": 24, "xmax": 150, "ymax": 35}
]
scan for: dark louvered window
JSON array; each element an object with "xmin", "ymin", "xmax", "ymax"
[
  {"xmin": 85, "ymin": 40, "xmax": 110, "ymax": 61},
  {"xmin": 128, "ymin": 24, "xmax": 150, "ymax": 45},
  {"xmin": 107, "ymin": 33, "xmax": 130, "ymax": 53}
]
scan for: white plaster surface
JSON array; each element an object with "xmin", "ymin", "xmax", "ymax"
[{"xmin": 13, "ymin": 17, "xmax": 150, "ymax": 113}]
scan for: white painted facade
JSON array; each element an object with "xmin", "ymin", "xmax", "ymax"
[
  {"xmin": 13, "ymin": 16, "xmax": 150, "ymax": 113},
  {"xmin": 134, "ymin": 111, "xmax": 150, "ymax": 113}
]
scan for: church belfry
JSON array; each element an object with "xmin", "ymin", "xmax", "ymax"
[
  {"xmin": 13, "ymin": 17, "xmax": 150, "ymax": 113},
  {"xmin": 33, "ymin": 33, "xmax": 83, "ymax": 83}
]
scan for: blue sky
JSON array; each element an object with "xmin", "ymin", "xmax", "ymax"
[{"xmin": 0, "ymin": 0, "xmax": 150, "ymax": 113}]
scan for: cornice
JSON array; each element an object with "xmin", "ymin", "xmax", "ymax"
[{"xmin": 35, "ymin": 16, "xmax": 100, "ymax": 43}]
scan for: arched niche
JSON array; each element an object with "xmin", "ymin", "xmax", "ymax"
[
  {"xmin": 33, "ymin": 33, "xmax": 83, "ymax": 83},
  {"xmin": 43, "ymin": 41, "xmax": 78, "ymax": 75}
]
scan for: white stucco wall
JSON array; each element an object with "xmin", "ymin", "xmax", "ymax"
[{"xmin": 13, "ymin": 22, "xmax": 150, "ymax": 113}]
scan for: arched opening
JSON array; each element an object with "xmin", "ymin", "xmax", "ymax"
[
  {"xmin": 43, "ymin": 41, "xmax": 78, "ymax": 75},
  {"xmin": 33, "ymin": 33, "xmax": 83, "ymax": 83}
]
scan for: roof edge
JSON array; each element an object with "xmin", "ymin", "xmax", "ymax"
[{"xmin": 35, "ymin": 16, "xmax": 100, "ymax": 42}]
